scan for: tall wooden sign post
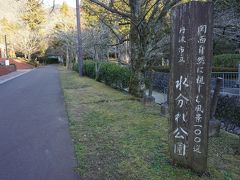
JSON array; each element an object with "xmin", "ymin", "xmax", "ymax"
[{"xmin": 169, "ymin": 1, "xmax": 213, "ymax": 173}]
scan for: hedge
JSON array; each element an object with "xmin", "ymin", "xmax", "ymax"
[
  {"xmin": 74, "ymin": 60, "xmax": 131, "ymax": 90},
  {"xmin": 152, "ymin": 66, "xmax": 170, "ymax": 73},
  {"xmin": 212, "ymin": 67, "xmax": 238, "ymax": 72},
  {"xmin": 213, "ymin": 54, "xmax": 240, "ymax": 68},
  {"xmin": 215, "ymin": 95, "xmax": 240, "ymax": 129},
  {"xmin": 83, "ymin": 60, "xmax": 96, "ymax": 79}
]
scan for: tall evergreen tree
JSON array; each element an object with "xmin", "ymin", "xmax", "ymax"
[
  {"xmin": 17, "ymin": 0, "xmax": 46, "ymax": 60},
  {"xmin": 21, "ymin": 0, "xmax": 46, "ymax": 31}
]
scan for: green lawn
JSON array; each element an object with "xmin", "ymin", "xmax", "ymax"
[{"xmin": 59, "ymin": 67, "xmax": 240, "ymax": 180}]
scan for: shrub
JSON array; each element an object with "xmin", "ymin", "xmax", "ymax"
[
  {"xmin": 212, "ymin": 67, "xmax": 238, "ymax": 72},
  {"xmin": 28, "ymin": 60, "xmax": 38, "ymax": 67},
  {"xmin": 152, "ymin": 66, "xmax": 170, "ymax": 73},
  {"xmin": 74, "ymin": 61, "xmax": 96, "ymax": 78},
  {"xmin": 84, "ymin": 60, "xmax": 96, "ymax": 79},
  {"xmin": 79, "ymin": 60, "xmax": 131, "ymax": 89},
  {"xmin": 215, "ymin": 95, "xmax": 240, "ymax": 129},
  {"xmin": 73, "ymin": 62, "xmax": 79, "ymax": 73},
  {"xmin": 213, "ymin": 54, "xmax": 240, "ymax": 68},
  {"xmin": 213, "ymin": 39, "xmax": 237, "ymax": 55}
]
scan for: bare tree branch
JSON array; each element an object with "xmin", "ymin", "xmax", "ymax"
[{"xmin": 88, "ymin": 0, "xmax": 131, "ymax": 18}]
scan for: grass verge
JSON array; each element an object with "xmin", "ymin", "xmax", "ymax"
[{"xmin": 59, "ymin": 67, "xmax": 240, "ymax": 179}]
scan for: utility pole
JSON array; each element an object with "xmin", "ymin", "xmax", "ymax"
[
  {"xmin": 4, "ymin": 35, "xmax": 9, "ymax": 66},
  {"xmin": 4, "ymin": 35, "xmax": 9, "ymax": 59},
  {"xmin": 76, "ymin": 0, "xmax": 83, "ymax": 76}
]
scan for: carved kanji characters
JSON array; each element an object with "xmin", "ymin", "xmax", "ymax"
[
  {"xmin": 195, "ymin": 113, "xmax": 203, "ymax": 123},
  {"xmin": 199, "ymin": 45, "xmax": 205, "ymax": 55},
  {"xmin": 174, "ymin": 142, "xmax": 186, "ymax": 156},
  {"xmin": 197, "ymin": 67, "xmax": 204, "ymax": 74},
  {"xmin": 173, "ymin": 127, "xmax": 188, "ymax": 139},
  {"xmin": 196, "ymin": 75, "xmax": 205, "ymax": 93},
  {"xmin": 179, "ymin": 26, "xmax": 186, "ymax": 34},
  {"xmin": 175, "ymin": 94, "xmax": 189, "ymax": 108},
  {"xmin": 193, "ymin": 144, "xmax": 202, "ymax": 154},
  {"xmin": 197, "ymin": 56, "xmax": 205, "ymax": 65},
  {"xmin": 195, "ymin": 104, "xmax": 204, "ymax": 113},
  {"xmin": 176, "ymin": 76, "xmax": 189, "ymax": 91},
  {"xmin": 198, "ymin": 35, "xmax": 206, "ymax": 44},
  {"xmin": 197, "ymin": 25, "xmax": 207, "ymax": 35},
  {"xmin": 175, "ymin": 112, "xmax": 187, "ymax": 123}
]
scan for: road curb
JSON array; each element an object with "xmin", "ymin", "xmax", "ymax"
[{"xmin": 0, "ymin": 69, "xmax": 34, "ymax": 85}]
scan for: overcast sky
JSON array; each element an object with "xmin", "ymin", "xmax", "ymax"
[{"xmin": 43, "ymin": 0, "xmax": 76, "ymax": 8}]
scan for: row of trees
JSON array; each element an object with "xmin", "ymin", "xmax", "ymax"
[
  {"xmin": 81, "ymin": 0, "xmax": 180, "ymax": 97},
  {"xmin": 1, "ymin": 0, "xmax": 239, "ymax": 97},
  {"xmin": 0, "ymin": 0, "xmax": 77, "ymax": 62},
  {"xmin": 83, "ymin": 0, "xmax": 240, "ymax": 97},
  {"xmin": 45, "ymin": 0, "xmax": 238, "ymax": 97},
  {"xmin": 0, "ymin": 0, "xmax": 47, "ymax": 60}
]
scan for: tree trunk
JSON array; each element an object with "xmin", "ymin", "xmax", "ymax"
[
  {"xmin": 148, "ymin": 71, "xmax": 153, "ymax": 97},
  {"xmin": 95, "ymin": 61, "xmax": 100, "ymax": 80},
  {"xmin": 114, "ymin": 45, "xmax": 118, "ymax": 60},
  {"xmin": 125, "ymin": 41, "xmax": 130, "ymax": 63},
  {"xmin": 76, "ymin": 0, "xmax": 83, "ymax": 76},
  {"xmin": 66, "ymin": 46, "xmax": 70, "ymax": 70},
  {"xmin": 28, "ymin": 53, "xmax": 31, "ymax": 61},
  {"xmin": 94, "ymin": 45, "xmax": 100, "ymax": 80},
  {"xmin": 129, "ymin": 70, "xmax": 144, "ymax": 97},
  {"xmin": 128, "ymin": 1, "xmax": 146, "ymax": 97},
  {"xmin": 128, "ymin": 33, "xmax": 145, "ymax": 97},
  {"xmin": 75, "ymin": 54, "xmax": 78, "ymax": 64},
  {"xmin": 70, "ymin": 46, "xmax": 74, "ymax": 69},
  {"xmin": 107, "ymin": 48, "xmax": 110, "ymax": 61}
]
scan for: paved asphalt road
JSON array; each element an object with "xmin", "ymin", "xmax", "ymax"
[{"xmin": 0, "ymin": 66, "xmax": 79, "ymax": 180}]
